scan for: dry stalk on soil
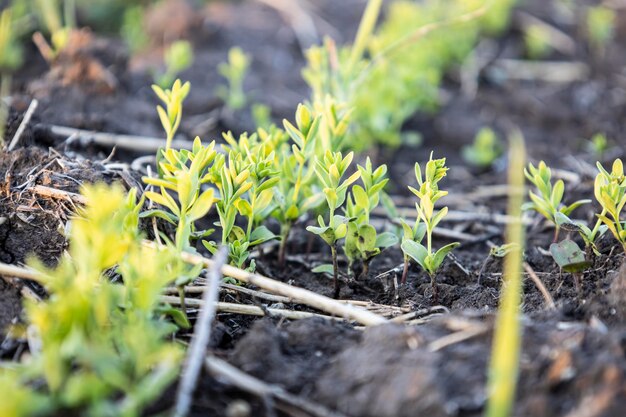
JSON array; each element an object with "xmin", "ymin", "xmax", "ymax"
[{"xmin": 146, "ymin": 241, "xmax": 388, "ymax": 326}]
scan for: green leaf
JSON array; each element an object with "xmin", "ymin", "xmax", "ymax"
[
  {"xmin": 187, "ymin": 188, "xmax": 215, "ymax": 221},
  {"xmin": 401, "ymin": 240, "xmax": 428, "ymax": 270},
  {"xmin": 352, "ymin": 185, "xmax": 369, "ymax": 209},
  {"xmin": 375, "ymin": 231, "xmax": 398, "ymax": 249},
  {"xmin": 551, "ymin": 180, "xmax": 564, "ymax": 208},
  {"xmin": 250, "ymin": 226, "xmax": 278, "ymax": 246},
  {"xmin": 356, "ymin": 224, "xmax": 377, "ymax": 252},
  {"xmin": 139, "ymin": 209, "xmax": 177, "ymax": 225},
  {"xmin": 157, "ymin": 305, "xmax": 191, "ymax": 329},
  {"xmin": 283, "ymin": 119, "xmax": 306, "ymax": 147},
  {"xmin": 432, "ymin": 242, "xmax": 460, "ymax": 272},
  {"xmin": 312, "ymin": 264, "xmax": 334, "ymax": 274},
  {"xmin": 549, "ymin": 239, "xmax": 591, "ymax": 273},
  {"xmin": 561, "ymin": 199, "xmax": 591, "ymax": 216}
]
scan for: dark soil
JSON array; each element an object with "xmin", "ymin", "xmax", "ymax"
[{"xmin": 2, "ymin": 0, "xmax": 626, "ymax": 416}]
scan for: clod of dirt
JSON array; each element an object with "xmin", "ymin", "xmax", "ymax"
[
  {"xmin": 229, "ymin": 318, "xmax": 360, "ymax": 395},
  {"xmin": 609, "ymin": 263, "xmax": 626, "ymax": 320},
  {"xmin": 309, "ymin": 317, "xmax": 626, "ymax": 417}
]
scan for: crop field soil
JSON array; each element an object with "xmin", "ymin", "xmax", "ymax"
[{"xmin": 1, "ymin": 0, "xmax": 626, "ymax": 416}]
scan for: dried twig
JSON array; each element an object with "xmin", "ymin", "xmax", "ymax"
[
  {"xmin": 0, "ymin": 262, "xmax": 42, "ymax": 283},
  {"xmin": 523, "ymin": 262, "xmax": 557, "ymax": 310},
  {"xmin": 174, "ymin": 248, "xmax": 228, "ymax": 417},
  {"xmin": 146, "ymin": 241, "xmax": 387, "ymax": 326},
  {"xmin": 162, "ymin": 296, "xmax": 343, "ymax": 321},
  {"xmin": 515, "ymin": 10, "xmax": 577, "ymax": 55},
  {"xmin": 428, "ymin": 324, "xmax": 488, "ymax": 352},
  {"xmin": 47, "ymin": 125, "xmax": 193, "ymax": 153},
  {"xmin": 8, "ymin": 99, "xmax": 38, "ymax": 151},
  {"xmin": 30, "ymin": 185, "xmax": 87, "ymax": 205},
  {"xmin": 487, "ymin": 59, "xmax": 589, "ymax": 83}
]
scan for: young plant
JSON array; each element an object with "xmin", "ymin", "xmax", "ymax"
[
  {"xmin": 524, "ymin": 24, "xmax": 551, "ymax": 59},
  {"xmin": 586, "ymin": 5, "xmax": 615, "ymax": 52},
  {"xmin": 554, "ymin": 212, "xmax": 607, "ymax": 258},
  {"xmin": 0, "ymin": 8, "xmax": 22, "ymax": 71},
  {"xmin": 586, "ymin": 133, "xmax": 609, "ymax": 158},
  {"xmin": 594, "ymin": 159, "xmax": 626, "ymax": 255},
  {"xmin": 273, "ymin": 104, "xmax": 325, "ymax": 265},
  {"xmin": 157, "ymin": 40, "xmax": 194, "ymax": 89},
  {"xmin": 344, "ymin": 158, "xmax": 397, "ymax": 279},
  {"xmin": 522, "ymin": 161, "xmax": 590, "ymax": 241},
  {"xmin": 217, "ymin": 47, "xmax": 250, "ymax": 111},
  {"xmin": 202, "ymin": 132, "xmax": 280, "ymax": 269},
  {"xmin": 33, "ymin": 0, "xmax": 73, "ymax": 59},
  {"xmin": 550, "ymin": 239, "xmax": 591, "ymax": 297},
  {"xmin": 477, "ymin": 243, "xmax": 519, "ymax": 284},
  {"xmin": 400, "ymin": 154, "xmax": 459, "ymax": 301},
  {"xmin": 153, "ymin": 79, "xmax": 191, "ymax": 150},
  {"xmin": 306, "ymin": 150, "xmax": 360, "ymax": 297},
  {"xmin": 0, "ymin": 185, "xmax": 184, "ymax": 416},
  {"xmin": 461, "ymin": 127, "xmax": 502, "ymax": 168},
  {"xmin": 121, "ymin": 5, "xmax": 149, "ymax": 53},
  {"xmin": 0, "ymin": 8, "xmax": 22, "ymax": 147},
  {"xmin": 142, "ymin": 137, "xmax": 217, "ymax": 255}
]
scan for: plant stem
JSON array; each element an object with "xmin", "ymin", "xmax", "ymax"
[
  {"xmin": 573, "ymin": 272, "xmax": 582, "ymax": 300},
  {"xmin": 331, "ymin": 243, "xmax": 340, "ymax": 299},
  {"xmin": 360, "ymin": 259, "xmax": 370, "ymax": 280},
  {"xmin": 278, "ymin": 223, "xmax": 292, "ymax": 266},
  {"xmin": 430, "ymin": 273, "xmax": 439, "ymax": 304},
  {"xmin": 349, "ymin": 0, "xmax": 383, "ymax": 71},
  {"xmin": 589, "ymin": 208, "xmax": 607, "ymax": 241},
  {"xmin": 401, "ymin": 257, "xmax": 409, "ymax": 285}
]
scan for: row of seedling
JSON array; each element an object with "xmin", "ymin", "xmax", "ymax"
[{"xmin": 146, "ymin": 80, "xmax": 459, "ymax": 299}]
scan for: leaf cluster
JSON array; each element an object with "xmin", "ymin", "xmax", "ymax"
[
  {"xmin": 1, "ymin": 184, "xmax": 184, "ymax": 417},
  {"xmin": 401, "ymin": 154, "xmax": 459, "ymax": 278}
]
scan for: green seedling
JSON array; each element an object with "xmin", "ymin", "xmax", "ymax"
[
  {"xmin": 594, "ymin": 159, "xmax": 626, "ymax": 255},
  {"xmin": 0, "ymin": 8, "xmax": 22, "ymax": 70},
  {"xmin": 477, "ymin": 243, "xmax": 520, "ymax": 284},
  {"xmin": 0, "ymin": 185, "xmax": 184, "ymax": 416},
  {"xmin": 461, "ymin": 127, "xmax": 502, "ymax": 168},
  {"xmin": 554, "ymin": 212, "xmax": 607, "ymax": 257},
  {"xmin": 302, "ymin": 0, "xmax": 516, "ymax": 151},
  {"xmin": 202, "ymin": 131, "xmax": 280, "ymax": 269},
  {"xmin": 273, "ymin": 104, "xmax": 324, "ymax": 265},
  {"xmin": 307, "ymin": 150, "xmax": 361, "ymax": 297},
  {"xmin": 398, "ymin": 216, "xmax": 427, "ymax": 285},
  {"xmin": 550, "ymin": 239, "xmax": 591, "ymax": 297},
  {"xmin": 34, "ymin": 0, "xmax": 73, "ymax": 58},
  {"xmin": 586, "ymin": 5, "xmax": 615, "ymax": 52},
  {"xmin": 251, "ymin": 103, "xmax": 272, "ymax": 129},
  {"xmin": 586, "ymin": 133, "xmax": 609, "ymax": 158},
  {"xmin": 344, "ymin": 158, "xmax": 398, "ymax": 279},
  {"xmin": 218, "ymin": 47, "xmax": 250, "ymax": 111},
  {"xmin": 121, "ymin": 5, "xmax": 148, "ymax": 53},
  {"xmin": 523, "ymin": 161, "xmax": 590, "ymax": 241},
  {"xmin": 142, "ymin": 138, "xmax": 217, "ymax": 313},
  {"xmin": 158, "ymin": 40, "xmax": 194, "ymax": 89},
  {"xmin": 142, "ymin": 137, "xmax": 217, "ymax": 254},
  {"xmin": 524, "ymin": 24, "xmax": 551, "ymax": 59},
  {"xmin": 401, "ymin": 154, "xmax": 459, "ymax": 301},
  {"xmin": 153, "ymin": 79, "xmax": 191, "ymax": 150},
  {"xmin": 0, "ymin": 8, "xmax": 21, "ymax": 147}
]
